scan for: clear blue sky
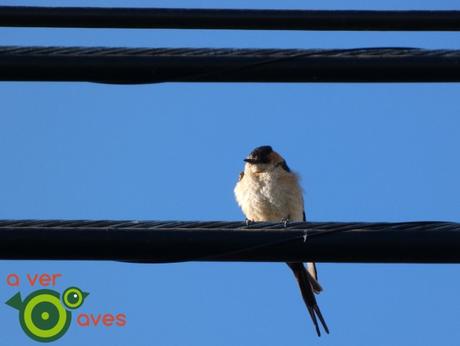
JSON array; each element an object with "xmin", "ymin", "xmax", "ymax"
[{"xmin": 1, "ymin": 1, "xmax": 460, "ymax": 345}]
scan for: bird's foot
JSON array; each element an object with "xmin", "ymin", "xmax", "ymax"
[
  {"xmin": 281, "ymin": 218, "xmax": 290, "ymax": 228},
  {"xmin": 245, "ymin": 218, "xmax": 254, "ymax": 227}
]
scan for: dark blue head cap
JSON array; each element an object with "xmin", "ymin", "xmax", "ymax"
[{"xmin": 244, "ymin": 145, "xmax": 273, "ymax": 164}]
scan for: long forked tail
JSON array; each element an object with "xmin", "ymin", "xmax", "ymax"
[{"xmin": 287, "ymin": 262, "xmax": 329, "ymax": 336}]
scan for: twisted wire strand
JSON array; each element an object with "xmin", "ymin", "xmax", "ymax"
[
  {"xmin": 1, "ymin": 46, "xmax": 460, "ymax": 58},
  {"xmin": 0, "ymin": 219, "xmax": 457, "ymax": 232}
]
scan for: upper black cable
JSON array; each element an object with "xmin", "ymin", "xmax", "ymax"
[{"xmin": 1, "ymin": 6, "xmax": 460, "ymax": 31}]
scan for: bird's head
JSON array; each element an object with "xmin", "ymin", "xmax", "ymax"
[{"xmin": 243, "ymin": 145, "xmax": 291, "ymax": 174}]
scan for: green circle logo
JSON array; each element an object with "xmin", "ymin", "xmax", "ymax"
[
  {"xmin": 6, "ymin": 287, "xmax": 89, "ymax": 342},
  {"xmin": 21, "ymin": 289, "xmax": 71, "ymax": 342}
]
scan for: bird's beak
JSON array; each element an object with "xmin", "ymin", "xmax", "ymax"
[
  {"xmin": 244, "ymin": 158, "xmax": 259, "ymax": 164},
  {"xmin": 83, "ymin": 292, "xmax": 90, "ymax": 299}
]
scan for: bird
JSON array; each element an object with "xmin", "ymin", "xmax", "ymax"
[{"xmin": 234, "ymin": 145, "xmax": 329, "ymax": 336}]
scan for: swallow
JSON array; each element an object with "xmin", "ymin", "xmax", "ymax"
[{"xmin": 234, "ymin": 145, "xmax": 329, "ymax": 336}]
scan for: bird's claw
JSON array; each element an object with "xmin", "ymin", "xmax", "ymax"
[
  {"xmin": 245, "ymin": 218, "xmax": 254, "ymax": 227},
  {"xmin": 281, "ymin": 218, "xmax": 290, "ymax": 228}
]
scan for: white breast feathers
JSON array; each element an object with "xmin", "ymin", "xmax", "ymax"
[{"xmin": 234, "ymin": 169, "xmax": 304, "ymax": 222}]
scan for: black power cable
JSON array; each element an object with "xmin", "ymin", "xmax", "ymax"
[
  {"xmin": 1, "ymin": 6, "xmax": 460, "ymax": 31},
  {"xmin": 1, "ymin": 46, "xmax": 460, "ymax": 83},
  {"xmin": 1, "ymin": 220, "xmax": 459, "ymax": 263}
]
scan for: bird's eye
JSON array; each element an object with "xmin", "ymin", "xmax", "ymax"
[{"xmin": 62, "ymin": 287, "xmax": 85, "ymax": 309}]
